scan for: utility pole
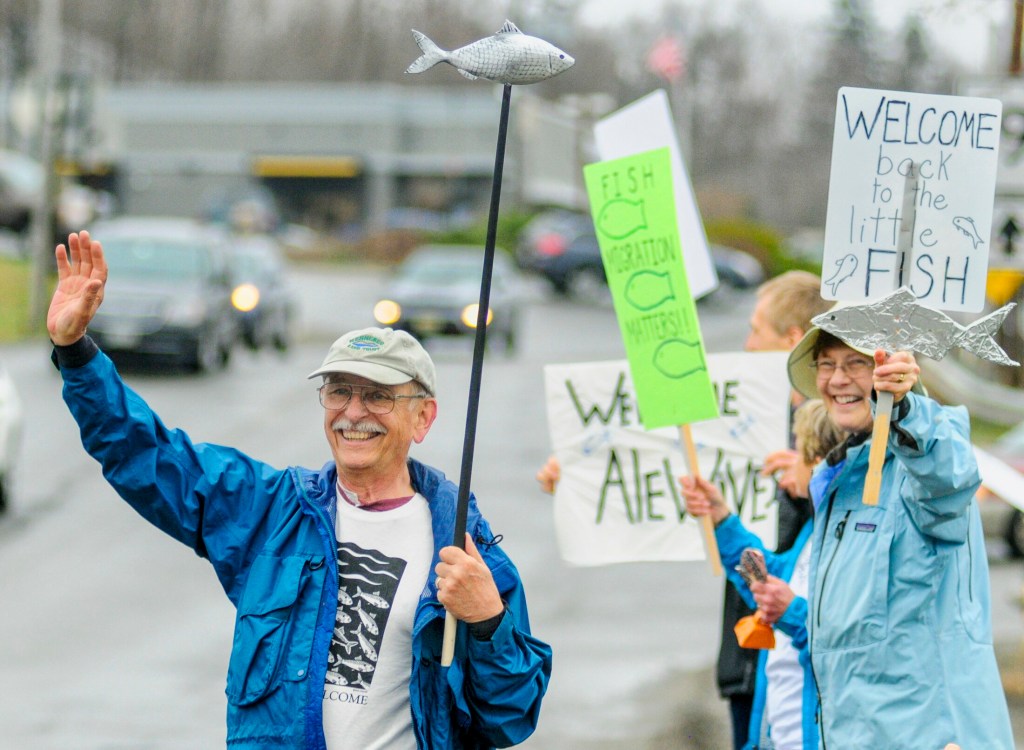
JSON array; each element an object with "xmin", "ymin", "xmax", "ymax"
[
  {"xmin": 27, "ymin": 0, "xmax": 62, "ymax": 333},
  {"xmin": 1013, "ymin": 0, "xmax": 1024, "ymax": 75}
]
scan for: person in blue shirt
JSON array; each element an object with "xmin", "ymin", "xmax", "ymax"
[
  {"xmin": 682, "ymin": 399, "xmax": 842, "ymax": 750},
  {"xmin": 47, "ymin": 231, "xmax": 552, "ymax": 749}
]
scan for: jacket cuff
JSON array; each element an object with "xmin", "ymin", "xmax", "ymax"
[
  {"xmin": 50, "ymin": 336, "xmax": 100, "ymax": 370},
  {"xmin": 468, "ymin": 603, "xmax": 507, "ymax": 641}
]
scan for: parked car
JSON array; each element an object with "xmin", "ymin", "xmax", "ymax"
[
  {"xmin": 978, "ymin": 423, "xmax": 1024, "ymax": 557},
  {"xmin": 228, "ymin": 235, "xmax": 297, "ymax": 352},
  {"xmin": 0, "ymin": 149, "xmax": 43, "ymax": 234},
  {"xmin": 515, "ymin": 209, "xmax": 604, "ymax": 298},
  {"xmin": 0, "ymin": 149, "xmax": 114, "ymax": 242},
  {"xmin": 515, "ymin": 209, "xmax": 764, "ymax": 298},
  {"xmin": 372, "ymin": 244, "xmax": 522, "ymax": 351},
  {"xmin": 0, "ymin": 363, "xmax": 23, "ymax": 513},
  {"xmin": 85, "ymin": 217, "xmax": 239, "ymax": 372}
]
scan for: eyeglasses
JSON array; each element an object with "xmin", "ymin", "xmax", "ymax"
[
  {"xmin": 811, "ymin": 357, "xmax": 874, "ymax": 378},
  {"xmin": 318, "ymin": 382, "xmax": 427, "ymax": 414}
]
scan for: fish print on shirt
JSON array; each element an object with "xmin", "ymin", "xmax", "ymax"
[{"xmin": 325, "ymin": 542, "xmax": 406, "ymax": 691}]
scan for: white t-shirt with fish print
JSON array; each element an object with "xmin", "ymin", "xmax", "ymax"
[{"xmin": 323, "ymin": 493, "xmax": 433, "ymax": 750}]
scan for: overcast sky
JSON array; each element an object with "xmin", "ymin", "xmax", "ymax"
[{"xmin": 576, "ymin": 0, "xmax": 1011, "ymax": 73}]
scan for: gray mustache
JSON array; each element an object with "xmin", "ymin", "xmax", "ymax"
[{"xmin": 332, "ymin": 418, "xmax": 386, "ymax": 435}]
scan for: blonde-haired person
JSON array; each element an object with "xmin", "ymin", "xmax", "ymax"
[{"xmin": 682, "ymin": 399, "xmax": 842, "ymax": 750}]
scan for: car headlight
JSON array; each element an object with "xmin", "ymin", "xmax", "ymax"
[
  {"xmin": 460, "ymin": 304, "xmax": 494, "ymax": 329},
  {"xmin": 164, "ymin": 296, "xmax": 207, "ymax": 326},
  {"xmin": 374, "ymin": 299, "xmax": 402, "ymax": 325},
  {"xmin": 232, "ymin": 283, "xmax": 261, "ymax": 312}
]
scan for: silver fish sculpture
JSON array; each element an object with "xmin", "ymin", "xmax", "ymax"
[
  {"xmin": 406, "ymin": 20, "xmax": 574, "ymax": 85},
  {"xmin": 812, "ymin": 286, "xmax": 1019, "ymax": 366}
]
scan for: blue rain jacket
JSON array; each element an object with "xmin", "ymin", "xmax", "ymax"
[
  {"xmin": 59, "ymin": 347, "xmax": 552, "ymax": 749},
  {"xmin": 716, "ymin": 516, "xmax": 817, "ymax": 750},
  {"xmin": 808, "ymin": 392, "xmax": 1013, "ymax": 749}
]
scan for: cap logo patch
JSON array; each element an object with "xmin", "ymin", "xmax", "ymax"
[{"xmin": 347, "ymin": 334, "xmax": 385, "ymax": 351}]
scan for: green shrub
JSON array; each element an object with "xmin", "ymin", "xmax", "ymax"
[
  {"xmin": 705, "ymin": 217, "xmax": 820, "ymax": 277},
  {"xmin": 0, "ymin": 258, "xmax": 31, "ymax": 342}
]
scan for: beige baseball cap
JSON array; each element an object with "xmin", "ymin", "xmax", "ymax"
[{"xmin": 308, "ymin": 327, "xmax": 436, "ymax": 396}]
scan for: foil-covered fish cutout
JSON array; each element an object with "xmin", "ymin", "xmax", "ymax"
[
  {"xmin": 405, "ymin": 20, "xmax": 574, "ymax": 85},
  {"xmin": 735, "ymin": 548, "xmax": 768, "ymax": 586},
  {"xmin": 812, "ymin": 286, "xmax": 1019, "ymax": 366}
]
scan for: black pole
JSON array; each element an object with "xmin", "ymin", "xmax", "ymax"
[
  {"xmin": 453, "ymin": 83, "xmax": 512, "ymax": 549},
  {"xmin": 441, "ymin": 83, "xmax": 511, "ymax": 665}
]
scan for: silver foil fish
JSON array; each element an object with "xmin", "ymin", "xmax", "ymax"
[
  {"xmin": 812, "ymin": 287, "xmax": 1019, "ymax": 366},
  {"xmin": 406, "ymin": 20, "xmax": 574, "ymax": 85}
]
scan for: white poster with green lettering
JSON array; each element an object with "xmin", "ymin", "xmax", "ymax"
[{"xmin": 582, "ymin": 146, "xmax": 718, "ymax": 429}]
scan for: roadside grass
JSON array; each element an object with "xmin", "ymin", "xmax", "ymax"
[{"xmin": 0, "ymin": 257, "xmax": 32, "ymax": 342}]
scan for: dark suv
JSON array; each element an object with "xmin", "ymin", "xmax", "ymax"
[
  {"xmin": 515, "ymin": 209, "xmax": 607, "ymax": 298},
  {"xmin": 516, "ymin": 209, "xmax": 765, "ymax": 299}
]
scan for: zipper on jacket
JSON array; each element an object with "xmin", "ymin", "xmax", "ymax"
[
  {"xmin": 816, "ymin": 510, "xmax": 850, "ymax": 629},
  {"xmin": 966, "ymin": 512, "xmax": 974, "ymax": 602}
]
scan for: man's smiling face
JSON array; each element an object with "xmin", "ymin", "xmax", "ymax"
[{"xmin": 321, "ymin": 374, "xmax": 435, "ymax": 481}]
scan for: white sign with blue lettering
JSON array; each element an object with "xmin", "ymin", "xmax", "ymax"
[{"xmin": 823, "ymin": 87, "xmax": 1002, "ymax": 312}]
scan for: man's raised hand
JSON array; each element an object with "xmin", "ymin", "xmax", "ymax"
[{"xmin": 47, "ymin": 231, "xmax": 107, "ymax": 346}]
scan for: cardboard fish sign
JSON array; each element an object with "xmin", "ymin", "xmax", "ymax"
[
  {"xmin": 812, "ymin": 287, "xmax": 1019, "ymax": 366},
  {"xmin": 406, "ymin": 20, "xmax": 574, "ymax": 85}
]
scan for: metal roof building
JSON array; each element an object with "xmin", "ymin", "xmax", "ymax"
[{"xmin": 85, "ymin": 82, "xmax": 582, "ymax": 233}]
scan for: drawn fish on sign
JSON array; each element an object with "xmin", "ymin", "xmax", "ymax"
[
  {"xmin": 625, "ymin": 270, "xmax": 675, "ymax": 311},
  {"xmin": 653, "ymin": 338, "xmax": 707, "ymax": 379},
  {"xmin": 823, "ymin": 253, "xmax": 858, "ymax": 296},
  {"xmin": 406, "ymin": 20, "xmax": 574, "ymax": 85},
  {"xmin": 953, "ymin": 216, "xmax": 985, "ymax": 249},
  {"xmin": 811, "ymin": 286, "xmax": 1019, "ymax": 366},
  {"xmin": 597, "ymin": 198, "xmax": 647, "ymax": 240}
]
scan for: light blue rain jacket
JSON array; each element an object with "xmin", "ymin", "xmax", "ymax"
[
  {"xmin": 808, "ymin": 392, "xmax": 1013, "ymax": 749},
  {"xmin": 59, "ymin": 346, "xmax": 552, "ymax": 749}
]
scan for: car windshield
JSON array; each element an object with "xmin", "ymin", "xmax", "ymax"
[
  {"xmin": 232, "ymin": 247, "xmax": 280, "ymax": 280},
  {"xmin": 0, "ymin": 154, "xmax": 43, "ymax": 193},
  {"xmin": 401, "ymin": 254, "xmax": 483, "ymax": 283},
  {"xmin": 101, "ymin": 238, "xmax": 210, "ymax": 279}
]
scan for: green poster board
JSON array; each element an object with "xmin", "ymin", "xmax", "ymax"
[{"xmin": 583, "ymin": 147, "xmax": 718, "ymax": 430}]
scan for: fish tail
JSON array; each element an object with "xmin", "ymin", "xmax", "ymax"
[
  {"xmin": 960, "ymin": 303, "xmax": 1019, "ymax": 365},
  {"xmin": 405, "ymin": 30, "xmax": 448, "ymax": 74}
]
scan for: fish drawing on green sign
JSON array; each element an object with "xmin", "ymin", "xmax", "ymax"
[
  {"xmin": 653, "ymin": 338, "xmax": 706, "ymax": 379},
  {"xmin": 625, "ymin": 270, "xmax": 675, "ymax": 311},
  {"xmin": 597, "ymin": 197, "xmax": 647, "ymax": 240}
]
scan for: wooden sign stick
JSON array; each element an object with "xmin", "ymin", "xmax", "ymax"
[
  {"xmin": 863, "ymin": 163, "xmax": 917, "ymax": 506},
  {"xmin": 680, "ymin": 423, "xmax": 723, "ymax": 575}
]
